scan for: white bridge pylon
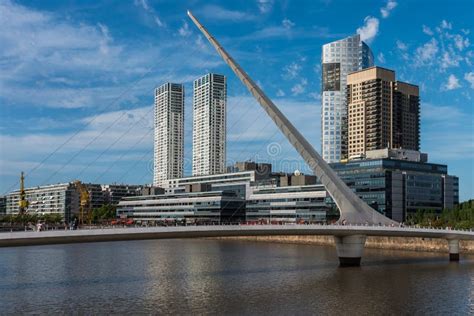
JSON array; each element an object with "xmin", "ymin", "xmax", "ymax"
[{"xmin": 187, "ymin": 11, "xmax": 396, "ymax": 226}]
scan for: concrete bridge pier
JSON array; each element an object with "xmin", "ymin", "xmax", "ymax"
[
  {"xmin": 334, "ymin": 235, "xmax": 367, "ymax": 267},
  {"xmin": 447, "ymin": 239, "xmax": 460, "ymax": 261}
]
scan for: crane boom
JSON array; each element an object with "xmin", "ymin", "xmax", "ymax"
[
  {"xmin": 74, "ymin": 180, "xmax": 91, "ymax": 225},
  {"xmin": 18, "ymin": 171, "xmax": 28, "ymax": 214}
]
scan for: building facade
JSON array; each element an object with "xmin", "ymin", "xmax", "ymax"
[
  {"xmin": 0, "ymin": 196, "xmax": 6, "ymax": 215},
  {"xmin": 321, "ymin": 34, "xmax": 374, "ymax": 163},
  {"xmin": 152, "ymin": 162, "xmax": 331, "ymax": 223},
  {"xmin": 246, "ymin": 185, "xmax": 329, "ymax": 223},
  {"xmin": 101, "ymin": 184, "xmax": 143, "ymax": 205},
  {"xmin": 192, "ymin": 73, "xmax": 227, "ymax": 176},
  {"xmin": 5, "ymin": 182, "xmax": 142, "ymax": 221},
  {"xmin": 6, "ymin": 183, "xmax": 80, "ymax": 220},
  {"xmin": 116, "ymin": 191, "xmax": 245, "ymax": 224},
  {"xmin": 347, "ymin": 67, "xmax": 420, "ymax": 158},
  {"xmin": 161, "ymin": 170, "xmax": 258, "ymax": 198},
  {"xmin": 153, "ymin": 83, "xmax": 185, "ymax": 186},
  {"xmin": 162, "ymin": 162, "xmax": 277, "ymax": 198},
  {"xmin": 330, "ymin": 152, "xmax": 458, "ymax": 222}
]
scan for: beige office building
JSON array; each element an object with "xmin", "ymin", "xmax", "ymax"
[{"xmin": 347, "ymin": 67, "xmax": 419, "ymax": 158}]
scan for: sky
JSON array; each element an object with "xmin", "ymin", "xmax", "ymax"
[{"xmin": 0, "ymin": 0, "xmax": 473, "ymax": 201}]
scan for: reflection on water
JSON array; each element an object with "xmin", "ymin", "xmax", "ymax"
[{"xmin": 0, "ymin": 239, "xmax": 472, "ymax": 315}]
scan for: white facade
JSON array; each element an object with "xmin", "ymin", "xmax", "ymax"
[
  {"xmin": 321, "ymin": 34, "xmax": 374, "ymax": 163},
  {"xmin": 153, "ymin": 83, "xmax": 185, "ymax": 186},
  {"xmin": 6, "ymin": 183, "xmax": 79, "ymax": 219},
  {"xmin": 247, "ymin": 185, "xmax": 329, "ymax": 222},
  {"xmin": 192, "ymin": 74, "xmax": 227, "ymax": 176}
]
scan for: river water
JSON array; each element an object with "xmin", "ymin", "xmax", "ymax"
[{"xmin": 0, "ymin": 239, "xmax": 472, "ymax": 315}]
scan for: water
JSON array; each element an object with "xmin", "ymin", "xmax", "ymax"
[{"xmin": 0, "ymin": 239, "xmax": 472, "ymax": 315}]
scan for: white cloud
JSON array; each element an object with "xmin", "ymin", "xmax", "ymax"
[
  {"xmin": 357, "ymin": 16, "xmax": 379, "ymax": 43},
  {"xmin": 97, "ymin": 23, "xmax": 112, "ymax": 55},
  {"xmin": 257, "ymin": 0, "xmax": 274, "ymax": 13},
  {"xmin": 282, "ymin": 62, "xmax": 301, "ymax": 79},
  {"xmin": 178, "ymin": 21, "xmax": 191, "ymax": 37},
  {"xmin": 133, "ymin": 0, "xmax": 165, "ymax": 28},
  {"xmin": 377, "ymin": 52, "xmax": 386, "ymax": 63},
  {"xmin": 226, "ymin": 96, "xmax": 320, "ymax": 152},
  {"xmin": 291, "ymin": 79, "xmax": 307, "ymax": 95},
  {"xmin": 443, "ymin": 74, "xmax": 461, "ymax": 90},
  {"xmin": 240, "ymin": 24, "xmax": 341, "ymax": 41},
  {"xmin": 0, "ymin": 106, "xmax": 154, "ymax": 182},
  {"xmin": 197, "ymin": 5, "xmax": 257, "ymax": 21},
  {"xmin": 422, "ymin": 25, "xmax": 434, "ymax": 36},
  {"xmin": 309, "ymin": 92, "xmax": 320, "ymax": 101},
  {"xmin": 313, "ymin": 64, "xmax": 321, "ymax": 74},
  {"xmin": 154, "ymin": 17, "xmax": 164, "ymax": 27},
  {"xmin": 415, "ymin": 38, "xmax": 439, "ymax": 65},
  {"xmin": 411, "ymin": 22, "xmax": 473, "ymax": 73},
  {"xmin": 282, "ymin": 18, "xmax": 295, "ymax": 29},
  {"xmin": 396, "ymin": 40, "xmax": 407, "ymax": 51},
  {"xmin": 380, "ymin": 0, "xmax": 397, "ymax": 18},
  {"xmin": 441, "ymin": 20, "xmax": 452, "ymax": 30},
  {"xmin": 441, "ymin": 50, "xmax": 462, "ymax": 68},
  {"xmin": 134, "ymin": 0, "xmax": 149, "ymax": 11},
  {"xmin": 0, "ymin": 0, "xmax": 222, "ymax": 110},
  {"xmin": 276, "ymin": 89, "xmax": 285, "ymax": 97},
  {"xmin": 453, "ymin": 34, "xmax": 470, "ymax": 51},
  {"xmin": 464, "ymin": 72, "xmax": 474, "ymax": 89},
  {"xmin": 422, "ymin": 103, "xmax": 474, "ymax": 162},
  {"xmin": 195, "ymin": 35, "xmax": 207, "ymax": 50}
]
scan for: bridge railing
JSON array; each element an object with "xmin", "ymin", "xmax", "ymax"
[{"xmin": 80, "ymin": 222, "xmax": 474, "ymax": 234}]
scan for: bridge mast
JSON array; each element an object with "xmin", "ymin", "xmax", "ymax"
[{"xmin": 187, "ymin": 11, "xmax": 396, "ymax": 227}]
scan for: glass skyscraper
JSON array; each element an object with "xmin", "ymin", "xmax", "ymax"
[{"xmin": 321, "ymin": 34, "xmax": 374, "ymax": 162}]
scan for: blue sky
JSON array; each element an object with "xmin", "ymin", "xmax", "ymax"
[{"xmin": 0, "ymin": 0, "xmax": 473, "ymax": 201}]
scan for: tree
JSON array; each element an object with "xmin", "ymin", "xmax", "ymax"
[
  {"xmin": 92, "ymin": 204, "xmax": 117, "ymax": 223},
  {"xmin": 407, "ymin": 200, "xmax": 474, "ymax": 229}
]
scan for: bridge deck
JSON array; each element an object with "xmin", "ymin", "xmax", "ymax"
[{"xmin": 0, "ymin": 225, "xmax": 473, "ymax": 247}]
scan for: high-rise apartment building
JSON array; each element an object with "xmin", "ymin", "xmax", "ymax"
[
  {"xmin": 346, "ymin": 66, "xmax": 420, "ymax": 158},
  {"xmin": 321, "ymin": 34, "xmax": 374, "ymax": 163},
  {"xmin": 153, "ymin": 83, "xmax": 185, "ymax": 186},
  {"xmin": 192, "ymin": 73, "xmax": 227, "ymax": 176}
]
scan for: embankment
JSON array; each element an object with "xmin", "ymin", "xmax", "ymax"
[{"xmin": 216, "ymin": 235, "xmax": 474, "ymax": 254}]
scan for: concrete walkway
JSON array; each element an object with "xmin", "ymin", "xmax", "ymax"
[{"xmin": 1, "ymin": 224, "xmax": 473, "ymax": 247}]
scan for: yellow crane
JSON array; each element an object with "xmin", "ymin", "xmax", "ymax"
[
  {"xmin": 18, "ymin": 171, "xmax": 29, "ymax": 214},
  {"xmin": 74, "ymin": 181, "xmax": 91, "ymax": 226}
]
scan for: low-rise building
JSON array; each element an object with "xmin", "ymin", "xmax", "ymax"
[
  {"xmin": 5, "ymin": 182, "xmax": 144, "ymax": 221},
  {"xmin": 144, "ymin": 162, "xmax": 332, "ymax": 223},
  {"xmin": 278, "ymin": 171, "xmax": 317, "ymax": 187},
  {"xmin": 116, "ymin": 190, "xmax": 245, "ymax": 223},
  {"xmin": 85, "ymin": 183, "xmax": 105, "ymax": 209},
  {"xmin": 330, "ymin": 150, "xmax": 459, "ymax": 222},
  {"xmin": 0, "ymin": 196, "xmax": 6, "ymax": 215},
  {"xmin": 247, "ymin": 184, "xmax": 329, "ymax": 223},
  {"xmin": 6, "ymin": 183, "xmax": 80, "ymax": 220},
  {"xmin": 101, "ymin": 184, "xmax": 143, "ymax": 205},
  {"xmin": 160, "ymin": 169, "xmax": 258, "ymax": 198}
]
